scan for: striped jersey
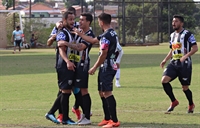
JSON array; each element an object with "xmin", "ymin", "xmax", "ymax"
[{"xmin": 169, "ymin": 29, "xmax": 197, "ymax": 61}]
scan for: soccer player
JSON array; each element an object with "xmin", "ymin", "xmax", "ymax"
[
  {"xmin": 58, "ymin": 12, "xmax": 95, "ymax": 125},
  {"xmin": 45, "ymin": 11, "xmax": 77, "ymax": 125},
  {"xmin": 73, "ymin": 12, "xmax": 120, "ymax": 127},
  {"xmin": 115, "ymin": 43, "xmax": 123, "ymax": 87},
  {"xmin": 160, "ymin": 15, "xmax": 198, "ymax": 114},
  {"xmin": 11, "ymin": 26, "xmax": 23, "ymax": 54},
  {"xmin": 47, "ymin": 6, "xmax": 83, "ymax": 122}
]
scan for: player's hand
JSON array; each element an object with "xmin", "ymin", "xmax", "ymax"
[
  {"xmin": 116, "ymin": 63, "xmax": 120, "ymax": 69},
  {"xmin": 71, "ymin": 28, "xmax": 81, "ymax": 35},
  {"xmin": 180, "ymin": 55, "xmax": 187, "ymax": 62},
  {"xmin": 160, "ymin": 60, "xmax": 166, "ymax": 69},
  {"xmin": 66, "ymin": 61, "xmax": 76, "ymax": 71},
  {"xmin": 88, "ymin": 66, "xmax": 97, "ymax": 75}
]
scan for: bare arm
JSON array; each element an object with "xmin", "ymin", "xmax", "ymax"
[
  {"xmin": 88, "ymin": 49, "xmax": 108, "ymax": 75},
  {"xmin": 180, "ymin": 44, "xmax": 198, "ymax": 62},
  {"xmin": 74, "ymin": 30, "xmax": 99, "ymax": 44},
  {"xmin": 57, "ymin": 40, "xmax": 87, "ymax": 51},
  {"xmin": 47, "ymin": 34, "xmax": 56, "ymax": 46},
  {"xmin": 58, "ymin": 42, "xmax": 76, "ymax": 71},
  {"xmin": 160, "ymin": 50, "xmax": 172, "ymax": 68}
]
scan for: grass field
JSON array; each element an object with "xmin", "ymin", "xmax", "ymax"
[{"xmin": 0, "ymin": 43, "xmax": 200, "ymax": 128}]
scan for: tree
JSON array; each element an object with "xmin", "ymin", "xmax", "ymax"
[{"xmin": 2, "ymin": 0, "xmax": 13, "ymax": 10}]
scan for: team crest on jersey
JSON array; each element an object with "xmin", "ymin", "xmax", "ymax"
[
  {"xmin": 57, "ymin": 32, "xmax": 66, "ymax": 40},
  {"xmin": 172, "ymin": 42, "xmax": 182, "ymax": 50}
]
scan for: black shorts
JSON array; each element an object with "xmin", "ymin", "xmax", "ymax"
[
  {"xmin": 56, "ymin": 67, "xmax": 75, "ymax": 90},
  {"xmin": 98, "ymin": 66, "xmax": 117, "ymax": 92},
  {"xmin": 163, "ymin": 60, "xmax": 192, "ymax": 85},
  {"xmin": 74, "ymin": 62, "xmax": 90, "ymax": 88},
  {"xmin": 15, "ymin": 40, "xmax": 22, "ymax": 46}
]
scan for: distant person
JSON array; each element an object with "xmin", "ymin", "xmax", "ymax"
[
  {"xmin": 30, "ymin": 34, "xmax": 37, "ymax": 48},
  {"xmin": 160, "ymin": 15, "xmax": 198, "ymax": 114},
  {"xmin": 11, "ymin": 26, "xmax": 23, "ymax": 54},
  {"xmin": 115, "ymin": 43, "xmax": 123, "ymax": 87}
]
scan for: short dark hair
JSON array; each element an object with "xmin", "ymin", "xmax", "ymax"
[
  {"xmin": 67, "ymin": 6, "xmax": 76, "ymax": 16},
  {"xmin": 98, "ymin": 13, "xmax": 111, "ymax": 24},
  {"xmin": 81, "ymin": 13, "xmax": 93, "ymax": 25},
  {"xmin": 173, "ymin": 15, "xmax": 184, "ymax": 23},
  {"xmin": 16, "ymin": 26, "xmax": 20, "ymax": 28},
  {"xmin": 62, "ymin": 11, "xmax": 74, "ymax": 20}
]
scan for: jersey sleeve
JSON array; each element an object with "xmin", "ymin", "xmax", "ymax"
[
  {"xmin": 100, "ymin": 37, "xmax": 110, "ymax": 50},
  {"xmin": 50, "ymin": 27, "xmax": 58, "ymax": 37},
  {"xmin": 56, "ymin": 30, "xmax": 69, "ymax": 42},
  {"xmin": 188, "ymin": 33, "xmax": 197, "ymax": 46}
]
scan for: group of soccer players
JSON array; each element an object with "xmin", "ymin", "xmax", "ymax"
[
  {"xmin": 45, "ymin": 7, "xmax": 122, "ymax": 128},
  {"xmin": 44, "ymin": 6, "xmax": 198, "ymax": 128}
]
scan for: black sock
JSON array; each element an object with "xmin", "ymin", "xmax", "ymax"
[
  {"xmin": 61, "ymin": 93, "xmax": 71, "ymax": 121},
  {"xmin": 82, "ymin": 94, "xmax": 91, "ymax": 119},
  {"xmin": 101, "ymin": 97, "xmax": 110, "ymax": 120},
  {"xmin": 183, "ymin": 89, "xmax": 193, "ymax": 105},
  {"xmin": 48, "ymin": 92, "xmax": 62, "ymax": 114},
  {"xmin": 57, "ymin": 90, "xmax": 62, "ymax": 114},
  {"xmin": 162, "ymin": 83, "xmax": 176, "ymax": 102},
  {"xmin": 73, "ymin": 91, "xmax": 83, "ymax": 110},
  {"xmin": 106, "ymin": 95, "xmax": 118, "ymax": 122}
]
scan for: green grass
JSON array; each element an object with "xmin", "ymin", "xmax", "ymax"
[{"xmin": 0, "ymin": 43, "xmax": 200, "ymax": 128}]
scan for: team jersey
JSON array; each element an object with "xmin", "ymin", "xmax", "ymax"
[
  {"xmin": 73, "ymin": 29, "xmax": 95, "ymax": 65},
  {"xmin": 115, "ymin": 43, "xmax": 123, "ymax": 64},
  {"xmin": 169, "ymin": 29, "xmax": 197, "ymax": 61},
  {"xmin": 55, "ymin": 28, "xmax": 74, "ymax": 69},
  {"xmin": 97, "ymin": 28, "xmax": 118, "ymax": 69},
  {"xmin": 13, "ymin": 30, "xmax": 23, "ymax": 40}
]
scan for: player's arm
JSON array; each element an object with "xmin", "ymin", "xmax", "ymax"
[
  {"xmin": 160, "ymin": 49, "xmax": 172, "ymax": 68},
  {"xmin": 57, "ymin": 40, "xmax": 87, "ymax": 51},
  {"xmin": 47, "ymin": 34, "xmax": 56, "ymax": 46},
  {"xmin": 73, "ymin": 29, "xmax": 99, "ymax": 44},
  {"xmin": 58, "ymin": 44, "xmax": 76, "ymax": 71}
]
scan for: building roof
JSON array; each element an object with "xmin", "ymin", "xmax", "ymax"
[{"xmin": 23, "ymin": 3, "xmax": 53, "ymax": 11}]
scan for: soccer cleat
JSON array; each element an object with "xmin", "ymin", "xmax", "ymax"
[
  {"xmin": 165, "ymin": 100, "xmax": 179, "ymax": 113},
  {"xmin": 115, "ymin": 81, "xmax": 121, "ymax": 88},
  {"xmin": 77, "ymin": 114, "xmax": 85, "ymax": 123},
  {"xmin": 57, "ymin": 114, "xmax": 63, "ymax": 123},
  {"xmin": 72, "ymin": 107, "xmax": 81, "ymax": 120},
  {"xmin": 98, "ymin": 119, "xmax": 110, "ymax": 126},
  {"xmin": 102, "ymin": 120, "xmax": 120, "ymax": 128},
  {"xmin": 78, "ymin": 117, "xmax": 91, "ymax": 125},
  {"xmin": 188, "ymin": 104, "xmax": 195, "ymax": 113},
  {"xmin": 45, "ymin": 113, "xmax": 60, "ymax": 124},
  {"xmin": 62, "ymin": 118, "xmax": 77, "ymax": 125}
]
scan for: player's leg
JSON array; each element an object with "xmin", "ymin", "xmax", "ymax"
[
  {"xmin": 115, "ymin": 68, "xmax": 121, "ymax": 87},
  {"xmin": 13, "ymin": 41, "xmax": 16, "ymax": 54},
  {"xmin": 72, "ymin": 87, "xmax": 82, "ymax": 120},
  {"xmin": 179, "ymin": 61, "xmax": 195, "ymax": 113},
  {"xmin": 161, "ymin": 63, "xmax": 178, "ymax": 113}
]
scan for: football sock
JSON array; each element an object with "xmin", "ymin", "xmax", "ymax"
[
  {"xmin": 57, "ymin": 90, "xmax": 62, "ymax": 114},
  {"xmin": 183, "ymin": 89, "xmax": 193, "ymax": 105},
  {"xmin": 48, "ymin": 92, "xmax": 62, "ymax": 114},
  {"xmin": 61, "ymin": 93, "xmax": 71, "ymax": 121},
  {"xmin": 101, "ymin": 97, "xmax": 110, "ymax": 120},
  {"xmin": 73, "ymin": 89, "xmax": 83, "ymax": 110},
  {"xmin": 162, "ymin": 83, "xmax": 176, "ymax": 102},
  {"xmin": 82, "ymin": 94, "xmax": 91, "ymax": 119},
  {"xmin": 115, "ymin": 69, "xmax": 120, "ymax": 81},
  {"xmin": 106, "ymin": 95, "xmax": 118, "ymax": 122}
]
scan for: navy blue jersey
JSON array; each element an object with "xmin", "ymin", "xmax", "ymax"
[
  {"xmin": 98, "ymin": 28, "xmax": 118, "ymax": 68},
  {"xmin": 55, "ymin": 28, "xmax": 74, "ymax": 69},
  {"xmin": 169, "ymin": 29, "xmax": 197, "ymax": 62}
]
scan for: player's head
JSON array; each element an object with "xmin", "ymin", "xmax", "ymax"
[
  {"xmin": 16, "ymin": 26, "xmax": 20, "ymax": 31},
  {"xmin": 62, "ymin": 11, "xmax": 75, "ymax": 30},
  {"xmin": 67, "ymin": 6, "xmax": 76, "ymax": 16},
  {"xmin": 79, "ymin": 13, "xmax": 93, "ymax": 29},
  {"xmin": 98, "ymin": 13, "xmax": 111, "ymax": 29},
  {"xmin": 172, "ymin": 15, "xmax": 184, "ymax": 31}
]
